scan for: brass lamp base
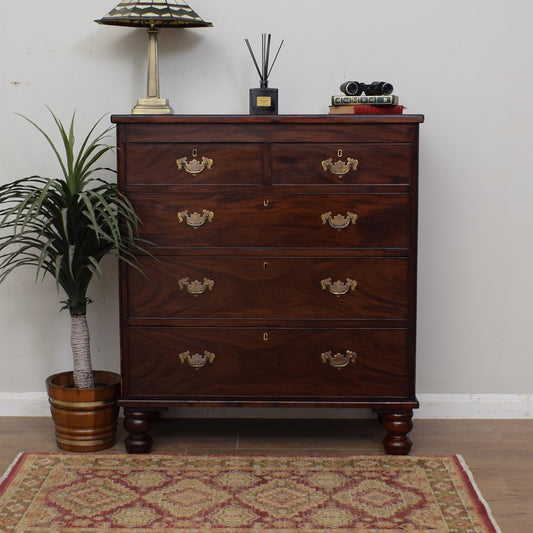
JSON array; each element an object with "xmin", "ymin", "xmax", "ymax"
[{"xmin": 132, "ymin": 97, "xmax": 173, "ymax": 115}]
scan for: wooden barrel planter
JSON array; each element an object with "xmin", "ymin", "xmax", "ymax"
[{"xmin": 46, "ymin": 370, "xmax": 121, "ymax": 452}]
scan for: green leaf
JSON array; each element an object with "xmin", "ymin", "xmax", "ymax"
[{"xmin": 0, "ymin": 108, "xmax": 151, "ymax": 316}]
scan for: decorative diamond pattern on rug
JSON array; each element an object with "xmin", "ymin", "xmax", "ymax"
[
  {"xmin": 0, "ymin": 453, "xmax": 501, "ymax": 532},
  {"xmin": 145, "ymin": 477, "xmax": 232, "ymax": 518},
  {"xmin": 333, "ymin": 476, "xmax": 425, "ymax": 519},
  {"xmin": 210, "ymin": 503, "xmax": 259, "ymax": 527},
  {"xmin": 310, "ymin": 506, "xmax": 354, "ymax": 528},
  {"xmin": 240, "ymin": 478, "xmax": 328, "ymax": 518},
  {"xmin": 111, "ymin": 505, "xmax": 161, "ymax": 528},
  {"xmin": 49, "ymin": 475, "xmax": 138, "ymax": 516},
  {"xmin": 215, "ymin": 469, "xmax": 260, "ymax": 488},
  {"xmin": 126, "ymin": 470, "xmax": 170, "ymax": 489}
]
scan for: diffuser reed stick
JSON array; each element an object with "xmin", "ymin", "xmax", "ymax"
[{"xmin": 245, "ymin": 33, "xmax": 284, "ymax": 88}]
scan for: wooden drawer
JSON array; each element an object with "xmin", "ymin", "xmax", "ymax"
[
  {"xmin": 124, "ymin": 143, "xmax": 264, "ymax": 185},
  {"xmin": 124, "ymin": 327, "xmax": 409, "ymax": 398},
  {"xmin": 130, "ymin": 193, "xmax": 409, "ymax": 249},
  {"xmin": 127, "ymin": 256, "xmax": 408, "ymax": 320},
  {"xmin": 272, "ymin": 143, "xmax": 412, "ymax": 185}
]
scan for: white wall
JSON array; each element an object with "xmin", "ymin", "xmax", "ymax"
[{"xmin": 1, "ymin": 1, "xmax": 532, "ymax": 412}]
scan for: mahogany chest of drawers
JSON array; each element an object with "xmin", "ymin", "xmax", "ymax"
[{"xmin": 112, "ymin": 114, "xmax": 424, "ymax": 454}]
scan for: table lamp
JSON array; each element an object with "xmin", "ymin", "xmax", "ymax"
[{"xmin": 96, "ymin": 1, "xmax": 212, "ymax": 114}]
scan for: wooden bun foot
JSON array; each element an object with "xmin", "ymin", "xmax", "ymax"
[{"xmin": 379, "ymin": 410, "xmax": 414, "ymax": 455}]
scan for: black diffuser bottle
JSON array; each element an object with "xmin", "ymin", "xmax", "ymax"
[
  {"xmin": 246, "ymin": 34, "xmax": 283, "ymax": 115},
  {"xmin": 249, "ymin": 85, "xmax": 278, "ymax": 115}
]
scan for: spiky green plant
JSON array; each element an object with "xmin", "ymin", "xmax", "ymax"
[{"xmin": 0, "ymin": 109, "xmax": 146, "ymax": 389}]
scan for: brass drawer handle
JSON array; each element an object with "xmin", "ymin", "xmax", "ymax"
[
  {"xmin": 322, "ymin": 157, "xmax": 358, "ymax": 176},
  {"xmin": 321, "ymin": 211, "xmax": 358, "ymax": 231},
  {"xmin": 177, "ymin": 210, "xmax": 214, "ymax": 228},
  {"xmin": 178, "ymin": 277, "xmax": 215, "ymax": 296},
  {"xmin": 321, "ymin": 350, "xmax": 357, "ymax": 369},
  {"xmin": 321, "ymin": 277, "xmax": 357, "ymax": 297},
  {"xmin": 176, "ymin": 155, "xmax": 213, "ymax": 175},
  {"xmin": 179, "ymin": 351, "xmax": 215, "ymax": 369}
]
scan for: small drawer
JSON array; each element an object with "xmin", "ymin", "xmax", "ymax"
[
  {"xmin": 124, "ymin": 143, "xmax": 264, "ymax": 185},
  {"xmin": 271, "ymin": 143, "xmax": 412, "ymax": 185},
  {"xmin": 127, "ymin": 256, "xmax": 408, "ymax": 320},
  {"xmin": 130, "ymin": 193, "xmax": 409, "ymax": 249},
  {"xmin": 124, "ymin": 327, "xmax": 409, "ymax": 399}
]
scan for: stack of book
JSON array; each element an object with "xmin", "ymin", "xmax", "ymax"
[{"xmin": 329, "ymin": 94, "xmax": 405, "ymax": 115}]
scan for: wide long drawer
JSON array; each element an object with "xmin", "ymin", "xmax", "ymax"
[
  {"xmin": 127, "ymin": 256, "xmax": 408, "ymax": 320},
  {"xmin": 123, "ymin": 327, "xmax": 410, "ymax": 399},
  {"xmin": 129, "ymin": 193, "xmax": 409, "ymax": 249}
]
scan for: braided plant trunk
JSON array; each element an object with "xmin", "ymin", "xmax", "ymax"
[{"xmin": 70, "ymin": 313, "xmax": 94, "ymax": 389}]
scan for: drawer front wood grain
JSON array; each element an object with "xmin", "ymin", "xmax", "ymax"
[
  {"xmin": 127, "ymin": 256, "xmax": 408, "ymax": 320},
  {"xmin": 130, "ymin": 193, "xmax": 410, "ymax": 249},
  {"xmin": 272, "ymin": 143, "xmax": 412, "ymax": 185},
  {"xmin": 124, "ymin": 143, "xmax": 264, "ymax": 185},
  {"xmin": 124, "ymin": 327, "xmax": 409, "ymax": 398}
]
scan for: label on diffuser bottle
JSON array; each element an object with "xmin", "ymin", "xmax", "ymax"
[{"xmin": 256, "ymin": 96, "xmax": 272, "ymax": 107}]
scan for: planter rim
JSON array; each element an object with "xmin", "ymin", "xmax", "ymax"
[
  {"xmin": 46, "ymin": 371, "xmax": 121, "ymax": 402},
  {"xmin": 46, "ymin": 370, "xmax": 120, "ymax": 385}
]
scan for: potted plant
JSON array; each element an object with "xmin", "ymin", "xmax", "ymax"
[{"xmin": 0, "ymin": 109, "xmax": 146, "ymax": 451}]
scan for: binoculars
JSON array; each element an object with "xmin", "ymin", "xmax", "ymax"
[{"xmin": 340, "ymin": 81, "xmax": 394, "ymax": 97}]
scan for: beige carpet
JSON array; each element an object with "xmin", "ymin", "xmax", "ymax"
[{"xmin": 0, "ymin": 453, "xmax": 501, "ymax": 532}]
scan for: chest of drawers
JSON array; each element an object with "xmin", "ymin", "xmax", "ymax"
[{"xmin": 112, "ymin": 114, "xmax": 424, "ymax": 455}]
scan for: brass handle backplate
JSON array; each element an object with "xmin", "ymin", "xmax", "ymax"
[
  {"xmin": 321, "ymin": 211, "xmax": 358, "ymax": 231},
  {"xmin": 179, "ymin": 351, "xmax": 215, "ymax": 369},
  {"xmin": 321, "ymin": 157, "xmax": 358, "ymax": 176},
  {"xmin": 177, "ymin": 210, "xmax": 214, "ymax": 228},
  {"xmin": 321, "ymin": 277, "xmax": 358, "ymax": 297},
  {"xmin": 176, "ymin": 155, "xmax": 213, "ymax": 175},
  {"xmin": 178, "ymin": 277, "xmax": 215, "ymax": 296},
  {"xmin": 321, "ymin": 350, "xmax": 357, "ymax": 369}
]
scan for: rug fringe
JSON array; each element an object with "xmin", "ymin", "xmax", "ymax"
[
  {"xmin": 0, "ymin": 452, "xmax": 25, "ymax": 494},
  {"xmin": 455, "ymin": 454, "xmax": 503, "ymax": 533}
]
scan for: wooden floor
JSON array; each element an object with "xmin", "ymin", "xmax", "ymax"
[{"xmin": 1, "ymin": 417, "xmax": 531, "ymax": 531}]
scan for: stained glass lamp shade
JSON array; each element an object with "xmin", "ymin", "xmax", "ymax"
[{"xmin": 96, "ymin": 1, "xmax": 212, "ymax": 114}]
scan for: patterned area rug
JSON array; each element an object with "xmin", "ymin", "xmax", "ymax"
[{"xmin": 0, "ymin": 453, "xmax": 500, "ymax": 532}]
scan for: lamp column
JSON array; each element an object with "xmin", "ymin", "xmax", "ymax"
[{"xmin": 132, "ymin": 23, "xmax": 173, "ymax": 115}]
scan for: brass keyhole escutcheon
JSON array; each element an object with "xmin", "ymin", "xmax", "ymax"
[
  {"xmin": 263, "ymin": 332, "xmax": 269, "ymax": 341},
  {"xmin": 338, "ymin": 148, "xmax": 343, "ymax": 158},
  {"xmin": 264, "ymin": 199, "xmax": 269, "ymax": 207},
  {"xmin": 263, "ymin": 261, "xmax": 268, "ymax": 270},
  {"xmin": 192, "ymin": 148, "xmax": 198, "ymax": 157}
]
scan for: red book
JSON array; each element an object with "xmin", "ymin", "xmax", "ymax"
[{"xmin": 329, "ymin": 104, "xmax": 405, "ymax": 115}]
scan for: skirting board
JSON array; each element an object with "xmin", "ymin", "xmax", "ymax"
[{"xmin": 0, "ymin": 392, "xmax": 531, "ymax": 419}]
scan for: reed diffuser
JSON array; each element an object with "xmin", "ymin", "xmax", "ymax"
[{"xmin": 245, "ymin": 33, "xmax": 284, "ymax": 115}]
